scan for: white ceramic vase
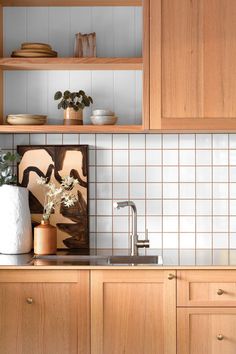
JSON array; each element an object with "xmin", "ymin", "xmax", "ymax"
[{"xmin": 0, "ymin": 185, "xmax": 32, "ymax": 254}]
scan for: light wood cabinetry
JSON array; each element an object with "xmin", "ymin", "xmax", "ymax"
[
  {"xmin": 178, "ymin": 308, "xmax": 236, "ymax": 354},
  {"xmin": 177, "ymin": 270, "xmax": 236, "ymax": 307},
  {"xmin": 177, "ymin": 270, "xmax": 236, "ymax": 354},
  {"xmin": 150, "ymin": 0, "xmax": 236, "ymax": 131},
  {"xmin": 90, "ymin": 270, "xmax": 176, "ymax": 354},
  {"xmin": 0, "ymin": 270, "xmax": 90, "ymax": 354}
]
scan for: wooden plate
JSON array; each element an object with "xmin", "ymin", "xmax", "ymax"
[
  {"xmin": 21, "ymin": 42, "xmax": 52, "ymax": 51},
  {"xmin": 7, "ymin": 114, "xmax": 47, "ymax": 125},
  {"xmin": 11, "ymin": 50, "xmax": 57, "ymax": 58}
]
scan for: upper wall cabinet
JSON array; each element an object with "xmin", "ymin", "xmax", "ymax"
[{"xmin": 150, "ymin": 0, "xmax": 236, "ymax": 131}]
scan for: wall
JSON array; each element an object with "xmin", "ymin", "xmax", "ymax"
[{"xmin": 1, "ymin": 132, "xmax": 236, "ymax": 265}]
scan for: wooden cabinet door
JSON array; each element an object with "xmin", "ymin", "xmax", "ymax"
[
  {"xmin": 178, "ymin": 308, "xmax": 236, "ymax": 354},
  {"xmin": 150, "ymin": 0, "xmax": 236, "ymax": 131},
  {"xmin": 0, "ymin": 270, "xmax": 90, "ymax": 354},
  {"xmin": 91, "ymin": 270, "xmax": 176, "ymax": 354}
]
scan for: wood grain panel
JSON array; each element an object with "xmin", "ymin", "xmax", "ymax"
[
  {"xmin": 91, "ymin": 270, "xmax": 176, "ymax": 354},
  {"xmin": 162, "ymin": 0, "xmax": 203, "ymax": 119},
  {"xmin": 0, "ymin": 270, "xmax": 90, "ymax": 354},
  {"xmin": 0, "ymin": 5, "xmax": 3, "ymax": 124},
  {"xmin": 177, "ymin": 270, "xmax": 236, "ymax": 307},
  {"xmin": 204, "ymin": 0, "xmax": 236, "ymax": 118},
  {"xmin": 178, "ymin": 308, "xmax": 236, "ymax": 354}
]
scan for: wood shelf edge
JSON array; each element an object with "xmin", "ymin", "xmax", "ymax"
[
  {"xmin": 0, "ymin": 57, "xmax": 143, "ymax": 70},
  {"xmin": 0, "ymin": 124, "xmax": 145, "ymax": 133}
]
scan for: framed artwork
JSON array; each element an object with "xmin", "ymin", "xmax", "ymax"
[{"xmin": 17, "ymin": 145, "xmax": 89, "ymax": 250}]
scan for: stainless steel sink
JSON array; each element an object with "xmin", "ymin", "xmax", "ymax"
[
  {"xmin": 32, "ymin": 254, "xmax": 163, "ymax": 266},
  {"xmin": 108, "ymin": 255, "xmax": 163, "ymax": 265}
]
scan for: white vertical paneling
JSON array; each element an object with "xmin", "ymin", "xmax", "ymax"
[
  {"xmin": 26, "ymin": 8, "xmax": 49, "ymax": 43},
  {"xmin": 3, "ymin": 7, "xmax": 27, "ymax": 56},
  {"xmin": 91, "ymin": 70, "xmax": 114, "ymax": 119},
  {"xmin": 47, "ymin": 71, "xmax": 69, "ymax": 124},
  {"xmin": 4, "ymin": 71, "xmax": 27, "ymax": 116},
  {"xmin": 27, "ymin": 71, "xmax": 48, "ymax": 115},
  {"xmin": 114, "ymin": 71, "xmax": 136, "ymax": 125},
  {"xmin": 91, "ymin": 7, "xmax": 114, "ymax": 57},
  {"xmin": 113, "ymin": 7, "xmax": 135, "ymax": 57},
  {"xmin": 70, "ymin": 7, "xmax": 92, "ymax": 55},
  {"xmin": 4, "ymin": 70, "xmax": 142, "ymax": 124},
  {"xmin": 49, "ymin": 7, "xmax": 70, "ymax": 57},
  {"xmin": 135, "ymin": 7, "xmax": 142, "ymax": 57},
  {"xmin": 4, "ymin": 6, "xmax": 142, "ymax": 58},
  {"xmin": 69, "ymin": 71, "xmax": 92, "ymax": 124}
]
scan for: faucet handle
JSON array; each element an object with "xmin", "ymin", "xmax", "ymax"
[{"xmin": 136, "ymin": 229, "xmax": 150, "ymax": 249}]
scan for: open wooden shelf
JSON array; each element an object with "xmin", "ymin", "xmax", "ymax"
[
  {"xmin": 0, "ymin": 124, "xmax": 145, "ymax": 133},
  {"xmin": 0, "ymin": 57, "xmax": 143, "ymax": 71},
  {"xmin": 0, "ymin": 0, "xmax": 141, "ymax": 5}
]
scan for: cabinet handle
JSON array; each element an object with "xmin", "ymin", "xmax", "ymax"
[
  {"xmin": 26, "ymin": 297, "xmax": 33, "ymax": 304},
  {"xmin": 168, "ymin": 273, "xmax": 175, "ymax": 280},
  {"xmin": 217, "ymin": 289, "xmax": 224, "ymax": 296},
  {"xmin": 217, "ymin": 334, "xmax": 224, "ymax": 341}
]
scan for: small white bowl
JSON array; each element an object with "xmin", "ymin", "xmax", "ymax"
[
  {"xmin": 90, "ymin": 115, "xmax": 117, "ymax": 125},
  {"xmin": 92, "ymin": 109, "xmax": 114, "ymax": 116}
]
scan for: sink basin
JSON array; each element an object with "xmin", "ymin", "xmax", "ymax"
[
  {"xmin": 32, "ymin": 254, "xmax": 163, "ymax": 266},
  {"xmin": 108, "ymin": 255, "xmax": 163, "ymax": 265}
]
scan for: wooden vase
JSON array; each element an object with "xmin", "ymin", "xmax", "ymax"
[
  {"xmin": 34, "ymin": 220, "xmax": 57, "ymax": 255},
  {"xmin": 64, "ymin": 107, "xmax": 83, "ymax": 125}
]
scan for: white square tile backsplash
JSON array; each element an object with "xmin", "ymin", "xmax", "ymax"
[{"xmin": 2, "ymin": 133, "xmax": 236, "ymax": 260}]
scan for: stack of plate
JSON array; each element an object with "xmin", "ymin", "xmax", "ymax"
[
  {"xmin": 6, "ymin": 114, "xmax": 47, "ymax": 125},
  {"xmin": 11, "ymin": 43, "xmax": 57, "ymax": 58},
  {"xmin": 90, "ymin": 110, "xmax": 117, "ymax": 125}
]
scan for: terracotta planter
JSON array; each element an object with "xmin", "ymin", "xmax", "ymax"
[
  {"xmin": 34, "ymin": 220, "xmax": 57, "ymax": 255},
  {"xmin": 64, "ymin": 107, "xmax": 83, "ymax": 125}
]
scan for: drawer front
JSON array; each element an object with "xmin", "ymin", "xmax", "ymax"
[
  {"xmin": 178, "ymin": 308, "xmax": 236, "ymax": 354},
  {"xmin": 177, "ymin": 270, "xmax": 236, "ymax": 307}
]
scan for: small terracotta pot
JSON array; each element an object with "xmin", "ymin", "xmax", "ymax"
[
  {"xmin": 34, "ymin": 220, "xmax": 57, "ymax": 255},
  {"xmin": 64, "ymin": 107, "xmax": 83, "ymax": 125}
]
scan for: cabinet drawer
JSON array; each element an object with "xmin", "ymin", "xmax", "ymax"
[
  {"xmin": 178, "ymin": 308, "xmax": 236, "ymax": 354},
  {"xmin": 177, "ymin": 270, "xmax": 236, "ymax": 307}
]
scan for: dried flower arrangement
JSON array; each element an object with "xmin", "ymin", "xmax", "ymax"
[{"xmin": 37, "ymin": 176, "xmax": 79, "ymax": 221}]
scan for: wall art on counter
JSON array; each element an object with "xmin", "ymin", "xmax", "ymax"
[{"xmin": 17, "ymin": 145, "xmax": 89, "ymax": 251}]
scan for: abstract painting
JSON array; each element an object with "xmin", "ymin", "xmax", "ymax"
[{"xmin": 17, "ymin": 145, "xmax": 89, "ymax": 250}]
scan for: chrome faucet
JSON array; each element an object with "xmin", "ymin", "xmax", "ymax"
[{"xmin": 113, "ymin": 201, "xmax": 150, "ymax": 256}]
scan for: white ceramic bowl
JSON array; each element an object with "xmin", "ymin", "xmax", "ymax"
[
  {"xmin": 92, "ymin": 109, "xmax": 114, "ymax": 116},
  {"xmin": 90, "ymin": 115, "xmax": 117, "ymax": 125}
]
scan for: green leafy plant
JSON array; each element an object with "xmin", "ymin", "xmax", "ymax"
[
  {"xmin": 54, "ymin": 90, "xmax": 93, "ymax": 112},
  {"xmin": 0, "ymin": 151, "xmax": 21, "ymax": 186}
]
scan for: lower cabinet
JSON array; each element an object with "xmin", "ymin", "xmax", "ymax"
[
  {"xmin": 178, "ymin": 308, "xmax": 236, "ymax": 354},
  {"xmin": 0, "ymin": 270, "xmax": 90, "ymax": 354},
  {"xmin": 90, "ymin": 270, "xmax": 176, "ymax": 354}
]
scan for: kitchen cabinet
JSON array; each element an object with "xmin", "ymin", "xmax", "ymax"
[
  {"xmin": 90, "ymin": 269, "xmax": 176, "ymax": 354},
  {"xmin": 178, "ymin": 308, "xmax": 236, "ymax": 354},
  {"xmin": 177, "ymin": 270, "xmax": 236, "ymax": 354},
  {"xmin": 150, "ymin": 0, "xmax": 236, "ymax": 131},
  {"xmin": 0, "ymin": 270, "xmax": 90, "ymax": 354}
]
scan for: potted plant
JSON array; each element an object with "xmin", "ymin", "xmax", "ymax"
[
  {"xmin": 34, "ymin": 176, "xmax": 78, "ymax": 255},
  {"xmin": 54, "ymin": 90, "xmax": 93, "ymax": 125},
  {"xmin": 0, "ymin": 151, "xmax": 32, "ymax": 254}
]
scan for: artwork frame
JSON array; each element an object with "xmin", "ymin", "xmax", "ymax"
[{"xmin": 17, "ymin": 145, "xmax": 89, "ymax": 251}]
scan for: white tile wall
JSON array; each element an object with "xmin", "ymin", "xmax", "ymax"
[{"xmin": 1, "ymin": 133, "xmax": 236, "ymax": 264}]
